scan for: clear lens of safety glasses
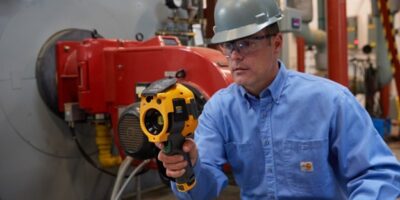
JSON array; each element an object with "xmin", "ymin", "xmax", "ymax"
[
  {"xmin": 220, "ymin": 34, "xmax": 276, "ymax": 58},
  {"xmin": 220, "ymin": 40, "xmax": 253, "ymax": 57}
]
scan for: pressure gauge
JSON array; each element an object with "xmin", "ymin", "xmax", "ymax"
[{"xmin": 166, "ymin": 0, "xmax": 183, "ymax": 9}]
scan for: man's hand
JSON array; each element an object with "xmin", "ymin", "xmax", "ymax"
[{"xmin": 156, "ymin": 138, "xmax": 198, "ymax": 178}]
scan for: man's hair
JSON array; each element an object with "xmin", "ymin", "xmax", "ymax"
[{"xmin": 264, "ymin": 22, "xmax": 280, "ymax": 36}]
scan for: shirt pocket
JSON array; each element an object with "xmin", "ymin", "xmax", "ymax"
[
  {"xmin": 281, "ymin": 139, "xmax": 332, "ymax": 192},
  {"xmin": 224, "ymin": 142, "xmax": 265, "ymax": 190}
]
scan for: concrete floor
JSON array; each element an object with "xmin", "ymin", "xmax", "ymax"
[
  {"xmin": 129, "ymin": 140, "xmax": 400, "ymax": 200},
  {"xmin": 133, "ymin": 185, "xmax": 240, "ymax": 200}
]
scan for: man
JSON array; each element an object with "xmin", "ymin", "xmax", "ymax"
[{"xmin": 157, "ymin": 0, "xmax": 400, "ymax": 199}]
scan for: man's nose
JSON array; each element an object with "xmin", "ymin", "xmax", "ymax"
[{"xmin": 229, "ymin": 47, "xmax": 243, "ymax": 60}]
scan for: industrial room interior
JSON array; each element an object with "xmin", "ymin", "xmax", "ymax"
[{"xmin": 1, "ymin": 0, "xmax": 400, "ymax": 199}]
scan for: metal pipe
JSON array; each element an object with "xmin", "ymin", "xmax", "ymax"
[
  {"xmin": 318, "ymin": 0, "xmax": 326, "ymax": 30},
  {"xmin": 289, "ymin": 0, "xmax": 326, "ymax": 46},
  {"xmin": 294, "ymin": 23, "xmax": 326, "ymax": 47},
  {"xmin": 326, "ymin": 0, "xmax": 348, "ymax": 86},
  {"xmin": 296, "ymin": 36, "xmax": 305, "ymax": 72},
  {"xmin": 290, "ymin": 0, "xmax": 327, "ymax": 70},
  {"xmin": 376, "ymin": 0, "xmax": 400, "ymax": 118},
  {"xmin": 380, "ymin": 84, "xmax": 390, "ymax": 118},
  {"xmin": 286, "ymin": 0, "xmax": 313, "ymax": 23}
]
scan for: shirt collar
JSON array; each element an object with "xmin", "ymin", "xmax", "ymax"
[{"xmin": 238, "ymin": 60, "xmax": 288, "ymax": 104}]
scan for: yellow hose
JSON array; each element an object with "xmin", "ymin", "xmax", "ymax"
[{"xmin": 95, "ymin": 124, "xmax": 121, "ymax": 167}]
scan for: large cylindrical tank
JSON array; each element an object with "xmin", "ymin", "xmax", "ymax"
[{"xmin": 0, "ymin": 0, "xmax": 170, "ymax": 199}]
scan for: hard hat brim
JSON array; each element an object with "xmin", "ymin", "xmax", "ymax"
[{"xmin": 210, "ymin": 15, "xmax": 282, "ymax": 44}]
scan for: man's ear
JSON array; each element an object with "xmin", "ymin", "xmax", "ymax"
[{"xmin": 273, "ymin": 33, "xmax": 283, "ymax": 54}]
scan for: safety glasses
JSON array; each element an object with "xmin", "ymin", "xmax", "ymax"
[{"xmin": 219, "ymin": 34, "xmax": 276, "ymax": 58}]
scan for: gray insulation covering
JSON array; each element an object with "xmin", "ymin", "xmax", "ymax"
[
  {"xmin": 0, "ymin": 0, "xmax": 170, "ymax": 199},
  {"xmin": 286, "ymin": 0, "xmax": 313, "ymax": 23}
]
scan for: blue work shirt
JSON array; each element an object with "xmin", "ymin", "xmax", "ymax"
[{"xmin": 172, "ymin": 62, "xmax": 400, "ymax": 199}]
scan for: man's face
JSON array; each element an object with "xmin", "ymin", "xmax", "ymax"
[{"xmin": 220, "ymin": 31, "xmax": 283, "ymax": 95}]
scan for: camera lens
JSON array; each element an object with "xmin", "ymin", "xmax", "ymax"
[{"xmin": 144, "ymin": 109, "xmax": 164, "ymax": 135}]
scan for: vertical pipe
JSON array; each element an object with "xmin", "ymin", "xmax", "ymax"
[
  {"xmin": 380, "ymin": 84, "xmax": 390, "ymax": 118},
  {"xmin": 204, "ymin": 0, "xmax": 218, "ymax": 49},
  {"xmin": 136, "ymin": 176, "xmax": 141, "ymax": 200},
  {"xmin": 377, "ymin": 0, "xmax": 400, "ymax": 117},
  {"xmin": 296, "ymin": 37, "xmax": 305, "ymax": 72},
  {"xmin": 318, "ymin": 0, "xmax": 326, "ymax": 30},
  {"xmin": 204, "ymin": 0, "xmax": 216, "ymax": 39},
  {"xmin": 326, "ymin": 0, "xmax": 348, "ymax": 87}
]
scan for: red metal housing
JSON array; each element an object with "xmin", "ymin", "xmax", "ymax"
[{"xmin": 56, "ymin": 36, "xmax": 232, "ymax": 156}]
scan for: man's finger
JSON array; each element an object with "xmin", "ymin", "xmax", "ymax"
[
  {"xmin": 166, "ymin": 169, "xmax": 186, "ymax": 178},
  {"xmin": 182, "ymin": 138, "xmax": 195, "ymax": 152},
  {"xmin": 155, "ymin": 142, "xmax": 164, "ymax": 150}
]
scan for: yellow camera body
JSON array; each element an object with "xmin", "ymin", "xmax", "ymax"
[
  {"xmin": 140, "ymin": 83, "xmax": 198, "ymax": 143},
  {"xmin": 139, "ymin": 78, "xmax": 199, "ymax": 192}
]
